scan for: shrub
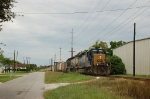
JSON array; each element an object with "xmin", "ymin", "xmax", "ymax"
[{"xmin": 107, "ymin": 55, "xmax": 126, "ymax": 74}]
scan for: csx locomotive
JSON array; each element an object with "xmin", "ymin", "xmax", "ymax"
[{"xmin": 66, "ymin": 47, "xmax": 111, "ymax": 75}]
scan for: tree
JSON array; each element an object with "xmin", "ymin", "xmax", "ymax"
[
  {"xmin": 107, "ymin": 55, "xmax": 126, "ymax": 74},
  {"xmin": 99, "ymin": 41, "xmax": 108, "ymax": 51},
  {"xmin": 92, "ymin": 40, "xmax": 108, "ymax": 51},
  {"xmin": 107, "ymin": 41, "xmax": 126, "ymax": 56},
  {"xmin": 2, "ymin": 57, "xmax": 12, "ymax": 65},
  {"xmin": 110, "ymin": 41, "xmax": 126, "ymax": 49},
  {"xmin": 0, "ymin": 0, "xmax": 16, "ymax": 31},
  {"xmin": 0, "ymin": 48, "xmax": 4, "ymax": 63},
  {"xmin": 26, "ymin": 64, "xmax": 38, "ymax": 72},
  {"xmin": 92, "ymin": 40, "xmax": 99, "ymax": 48}
]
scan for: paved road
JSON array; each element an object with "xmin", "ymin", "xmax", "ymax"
[{"xmin": 0, "ymin": 72, "xmax": 45, "ymax": 99}]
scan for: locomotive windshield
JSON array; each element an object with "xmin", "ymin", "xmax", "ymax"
[
  {"xmin": 88, "ymin": 48, "xmax": 105, "ymax": 62},
  {"xmin": 91, "ymin": 49, "xmax": 105, "ymax": 54},
  {"xmin": 98, "ymin": 49, "xmax": 105, "ymax": 54}
]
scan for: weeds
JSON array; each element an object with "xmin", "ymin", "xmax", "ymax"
[
  {"xmin": 84, "ymin": 77, "xmax": 150, "ymax": 99},
  {"xmin": 44, "ymin": 72, "xmax": 150, "ymax": 99},
  {"xmin": 114, "ymin": 80, "xmax": 150, "ymax": 99}
]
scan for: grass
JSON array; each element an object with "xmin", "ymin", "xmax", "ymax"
[
  {"xmin": 114, "ymin": 79, "xmax": 150, "ymax": 99},
  {"xmin": 44, "ymin": 72, "xmax": 150, "ymax": 99},
  {"xmin": 0, "ymin": 71, "xmax": 29, "ymax": 83},
  {"xmin": 44, "ymin": 84, "xmax": 126, "ymax": 99},
  {"xmin": 45, "ymin": 71, "xmax": 94, "ymax": 84},
  {"xmin": 83, "ymin": 77, "xmax": 150, "ymax": 99},
  {"xmin": 0, "ymin": 76, "xmax": 21, "ymax": 83}
]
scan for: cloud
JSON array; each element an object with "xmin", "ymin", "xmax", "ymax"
[{"xmin": 1, "ymin": 0, "xmax": 150, "ymax": 66}]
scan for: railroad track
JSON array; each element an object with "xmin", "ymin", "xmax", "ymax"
[{"xmin": 105, "ymin": 76, "xmax": 150, "ymax": 81}]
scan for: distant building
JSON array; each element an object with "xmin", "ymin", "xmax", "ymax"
[
  {"xmin": 113, "ymin": 37, "xmax": 150, "ymax": 75},
  {"xmin": 16, "ymin": 64, "xmax": 26, "ymax": 70}
]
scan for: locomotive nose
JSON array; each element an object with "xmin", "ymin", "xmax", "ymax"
[{"xmin": 94, "ymin": 54, "xmax": 106, "ymax": 66}]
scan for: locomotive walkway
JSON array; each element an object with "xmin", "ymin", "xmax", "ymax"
[{"xmin": 0, "ymin": 72, "xmax": 44, "ymax": 99}]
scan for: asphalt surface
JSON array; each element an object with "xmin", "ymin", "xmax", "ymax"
[{"xmin": 0, "ymin": 72, "xmax": 45, "ymax": 99}]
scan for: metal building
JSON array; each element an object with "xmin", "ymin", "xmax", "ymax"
[{"xmin": 113, "ymin": 37, "xmax": 150, "ymax": 75}]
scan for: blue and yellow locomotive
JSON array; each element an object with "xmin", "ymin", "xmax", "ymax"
[{"xmin": 66, "ymin": 47, "xmax": 111, "ymax": 75}]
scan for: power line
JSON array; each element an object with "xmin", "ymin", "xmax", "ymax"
[
  {"xmin": 15, "ymin": 12, "xmax": 74, "ymax": 14},
  {"xmin": 14, "ymin": 5, "xmax": 150, "ymax": 15},
  {"xmin": 96, "ymin": 5, "xmax": 150, "ymax": 12},
  {"xmin": 111, "ymin": 15, "xmax": 150, "ymax": 41},
  {"xmin": 74, "ymin": 0, "xmax": 111, "ymax": 39},
  {"xmin": 76, "ymin": 0, "xmax": 138, "ymax": 49},
  {"xmin": 74, "ymin": 0, "xmax": 121, "ymax": 42},
  {"xmin": 60, "ymin": 0, "xmax": 95, "ymax": 50},
  {"xmin": 101, "ymin": 1, "xmax": 150, "ymax": 41},
  {"xmin": 74, "ymin": 1, "xmax": 150, "ymax": 47},
  {"xmin": 73, "ymin": 0, "xmax": 95, "ymax": 29}
]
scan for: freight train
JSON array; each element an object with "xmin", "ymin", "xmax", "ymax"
[
  {"xmin": 49, "ymin": 47, "xmax": 111, "ymax": 75},
  {"xmin": 49, "ymin": 62, "xmax": 66, "ymax": 72},
  {"xmin": 66, "ymin": 47, "xmax": 111, "ymax": 75}
]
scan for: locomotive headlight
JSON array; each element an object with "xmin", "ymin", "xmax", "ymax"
[{"xmin": 100, "ymin": 56, "xmax": 101, "ymax": 59}]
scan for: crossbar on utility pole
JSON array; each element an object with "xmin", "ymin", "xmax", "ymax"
[{"xmin": 133, "ymin": 23, "xmax": 136, "ymax": 76}]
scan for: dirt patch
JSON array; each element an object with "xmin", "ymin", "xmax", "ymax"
[
  {"xmin": 45, "ymin": 83, "xmax": 70, "ymax": 91},
  {"xmin": 45, "ymin": 77, "xmax": 101, "ymax": 91}
]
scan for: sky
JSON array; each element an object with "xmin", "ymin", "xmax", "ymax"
[{"xmin": 0, "ymin": 0, "xmax": 150, "ymax": 66}]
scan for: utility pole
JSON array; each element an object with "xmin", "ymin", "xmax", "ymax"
[
  {"xmin": 28, "ymin": 57, "xmax": 30, "ymax": 65},
  {"xmin": 28, "ymin": 57, "xmax": 31, "ymax": 71},
  {"xmin": 51, "ymin": 58, "xmax": 52, "ymax": 66},
  {"xmin": 133, "ymin": 23, "xmax": 136, "ymax": 76},
  {"xmin": 51, "ymin": 58, "xmax": 54, "ymax": 72},
  {"xmin": 26, "ymin": 57, "xmax": 28, "ymax": 71},
  {"xmin": 23, "ymin": 57, "xmax": 25, "ymax": 64},
  {"xmin": 54, "ymin": 54, "xmax": 56, "ymax": 64},
  {"xmin": 54, "ymin": 54, "xmax": 57, "ymax": 71},
  {"xmin": 69, "ymin": 29, "xmax": 75, "ymax": 57},
  {"xmin": 16, "ymin": 51, "xmax": 18, "ymax": 72},
  {"xmin": 49, "ymin": 60, "xmax": 50, "ymax": 66},
  {"xmin": 14, "ymin": 50, "xmax": 15, "ymax": 72},
  {"xmin": 60, "ymin": 47, "xmax": 62, "ymax": 62},
  {"xmin": 26, "ymin": 57, "xmax": 28, "ymax": 65}
]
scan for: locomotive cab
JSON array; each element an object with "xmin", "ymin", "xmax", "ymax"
[
  {"xmin": 87, "ymin": 47, "xmax": 111, "ymax": 75},
  {"xmin": 88, "ymin": 48, "xmax": 106, "ymax": 65}
]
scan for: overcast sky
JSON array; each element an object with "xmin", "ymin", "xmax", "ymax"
[{"xmin": 0, "ymin": 0, "xmax": 150, "ymax": 66}]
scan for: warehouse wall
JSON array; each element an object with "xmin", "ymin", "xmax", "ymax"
[{"xmin": 113, "ymin": 38, "xmax": 150, "ymax": 75}]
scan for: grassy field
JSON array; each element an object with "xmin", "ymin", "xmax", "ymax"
[
  {"xmin": 0, "ymin": 71, "xmax": 29, "ymax": 83},
  {"xmin": 44, "ymin": 72, "xmax": 150, "ymax": 99},
  {"xmin": 83, "ymin": 77, "xmax": 150, "ymax": 99},
  {"xmin": 44, "ymin": 84, "xmax": 126, "ymax": 99},
  {"xmin": 45, "ymin": 71, "xmax": 94, "ymax": 84}
]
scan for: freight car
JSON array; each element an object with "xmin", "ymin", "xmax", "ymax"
[
  {"xmin": 54, "ymin": 62, "xmax": 67, "ymax": 72},
  {"xmin": 66, "ymin": 47, "xmax": 111, "ymax": 75}
]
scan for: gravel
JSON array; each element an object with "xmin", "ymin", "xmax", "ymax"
[
  {"xmin": 45, "ymin": 77, "xmax": 100, "ymax": 91},
  {"xmin": 45, "ymin": 83, "xmax": 70, "ymax": 91}
]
